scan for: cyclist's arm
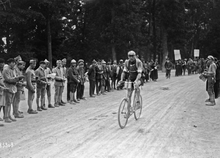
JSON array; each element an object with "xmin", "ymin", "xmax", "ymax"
[
  {"xmin": 134, "ymin": 59, "xmax": 143, "ymax": 82},
  {"xmin": 135, "ymin": 72, "xmax": 142, "ymax": 82}
]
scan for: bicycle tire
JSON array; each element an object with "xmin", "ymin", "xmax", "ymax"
[
  {"xmin": 134, "ymin": 94, "xmax": 142, "ymax": 120},
  {"xmin": 118, "ymin": 98, "xmax": 129, "ymax": 129}
]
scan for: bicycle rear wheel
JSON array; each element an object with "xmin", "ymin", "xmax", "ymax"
[
  {"xmin": 118, "ymin": 98, "xmax": 129, "ymax": 129},
  {"xmin": 134, "ymin": 94, "xmax": 142, "ymax": 120}
]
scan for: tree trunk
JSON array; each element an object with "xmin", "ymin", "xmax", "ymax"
[
  {"xmin": 111, "ymin": 6, "xmax": 116, "ymax": 61},
  {"xmin": 161, "ymin": 27, "xmax": 168, "ymax": 72},
  {"xmin": 47, "ymin": 14, "xmax": 52, "ymax": 68},
  {"xmin": 152, "ymin": 0, "xmax": 157, "ymax": 61},
  {"xmin": 6, "ymin": 19, "xmax": 10, "ymax": 54},
  {"xmin": 112, "ymin": 44, "xmax": 116, "ymax": 62}
]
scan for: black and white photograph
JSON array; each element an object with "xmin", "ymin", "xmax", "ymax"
[{"xmin": 0, "ymin": 0, "xmax": 220, "ymax": 157}]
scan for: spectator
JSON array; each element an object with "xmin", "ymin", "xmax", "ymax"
[
  {"xmin": 44, "ymin": 59, "xmax": 53, "ymax": 108},
  {"xmin": 88, "ymin": 60, "xmax": 96, "ymax": 97},
  {"xmin": 203, "ymin": 55, "xmax": 217, "ymax": 106},
  {"xmin": 67, "ymin": 59, "xmax": 80, "ymax": 104},
  {"xmin": 26, "ymin": 59, "xmax": 38, "ymax": 114},
  {"xmin": 0, "ymin": 58, "xmax": 5, "ymax": 126},
  {"xmin": 214, "ymin": 59, "xmax": 220, "ymax": 98},
  {"xmin": 3, "ymin": 58, "xmax": 22, "ymax": 123},
  {"xmin": 77, "ymin": 59, "xmax": 86, "ymax": 100},
  {"xmin": 35, "ymin": 61, "xmax": 47, "ymax": 111},
  {"xmin": 116, "ymin": 59, "xmax": 124, "ymax": 84},
  {"xmin": 111, "ymin": 60, "xmax": 117, "ymax": 90},
  {"xmin": 53, "ymin": 60, "xmax": 66, "ymax": 107},
  {"xmin": 164, "ymin": 58, "xmax": 173, "ymax": 79},
  {"xmin": 13, "ymin": 61, "xmax": 26, "ymax": 118}
]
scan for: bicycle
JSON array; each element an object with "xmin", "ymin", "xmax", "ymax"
[{"xmin": 118, "ymin": 81, "xmax": 143, "ymax": 129}]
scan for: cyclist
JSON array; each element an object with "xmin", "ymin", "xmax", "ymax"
[{"xmin": 119, "ymin": 50, "xmax": 143, "ymax": 111}]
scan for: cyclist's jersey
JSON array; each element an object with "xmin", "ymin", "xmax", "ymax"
[{"xmin": 123, "ymin": 58, "xmax": 143, "ymax": 82}]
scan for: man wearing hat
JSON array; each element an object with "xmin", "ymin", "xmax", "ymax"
[
  {"xmin": 44, "ymin": 59, "xmax": 53, "ymax": 108},
  {"xmin": 164, "ymin": 58, "xmax": 173, "ymax": 79},
  {"xmin": 182, "ymin": 59, "xmax": 187, "ymax": 75},
  {"xmin": 95, "ymin": 60, "xmax": 102, "ymax": 95},
  {"xmin": 116, "ymin": 59, "xmax": 124, "ymax": 85},
  {"xmin": 111, "ymin": 60, "xmax": 117, "ymax": 90},
  {"xmin": 88, "ymin": 60, "xmax": 97, "ymax": 97},
  {"xmin": 53, "ymin": 60, "xmax": 66, "ymax": 107},
  {"xmin": 35, "ymin": 61, "xmax": 47, "ymax": 111},
  {"xmin": 3, "ymin": 58, "xmax": 24, "ymax": 122},
  {"xmin": 0, "ymin": 58, "xmax": 6, "ymax": 126},
  {"xmin": 12, "ymin": 61, "xmax": 26, "ymax": 118},
  {"xmin": 105, "ymin": 61, "xmax": 112, "ymax": 92},
  {"xmin": 67, "ymin": 59, "xmax": 80, "ymax": 104},
  {"xmin": 26, "ymin": 59, "xmax": 38, "ymax": 114},
  {"xmin": 14, "ymin": 55, "xmax": 22, "ymax": 64},
  {"xmin": 187, "ymin": 58, "xmax": 194, "ymax": 75},
  {"xmin": 61, "ymin": 58, "xmax": 67, "ymax": 104},
  {"xmin": 100, "ymin": 60, "xmax": 106, "ymax": 95},
  {"xmin": 77, "ymin": 59, "xmax": 86, "ymax": 100},
  {"xmin": 203, "ymin": 55, "xmax": 217, "ymax": 106}
]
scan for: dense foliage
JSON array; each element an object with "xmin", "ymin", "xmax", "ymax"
[{"xmin": 0, "ymin": 0, "xmax": 219, "ymax": 68}]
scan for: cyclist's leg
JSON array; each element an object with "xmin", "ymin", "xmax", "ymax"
[
  {"xmin": 127, "ymin": 89, "xmax": 132, "ymax": 104},
  {"xmin": 136, "ymin": 80, "xmax": 141, "ymax": 98}
]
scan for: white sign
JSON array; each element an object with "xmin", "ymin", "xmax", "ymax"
[
  {"xmin": 174, "ymin": 50, "xmax": 181, "ymax": 60},
  {"xmin": 2, "ymin": 37, "xmax": 6, "ymax": 45},
  {"xmin": 194, "ymin": 49, "xmax": 200, "ymax": 57}
]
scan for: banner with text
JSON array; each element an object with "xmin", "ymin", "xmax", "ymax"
[
  {"xmin": 174, "ymin": 50, "xmax": 181, "ymax": 60},
  {"xmin": 194, "ymin": 49, "xmax": 200, "ymax": 57}
]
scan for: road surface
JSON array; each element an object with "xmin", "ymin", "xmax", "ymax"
[{"xmin": 0, "ymin": 71, "xmax": 219, "ymax": 158}]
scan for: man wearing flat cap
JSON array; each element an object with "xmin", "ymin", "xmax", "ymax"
[
  {"xmin": 26, "ymin": 59, "xmax": 38, "ymax": 114},
  {"xmin": 101, "ymin": 60, "xmax": 107, "ymax": 95},
  {"xmin": 203, "ymin": 55, "xmax": 217, "ymax": 106},
  {"xmin": 116, "ymin": 59, "xmax": 124, "ymax": 85},
  {"xmin": 62, "ymin": 58, "xmax": 67, "ymax": 78},
  {"xmin": 14, "ymin": 55, "xmax": 22, "ymax": 64},
  {"xmin": 67, "ymin": 59, "xmax": 80, "ymax": 104},
  {"xmin": 35, "ymin": 61, "xmax": 47, "ymax": 111},
  {"xmin": 44, "ymin": 59, "xmax": 53, "ymax": 108},
  {"xmin": 0, "ymin": 58, "xmax": 6, "ymax": 126},
  {"xmin": 87, "ymin": 60, "xmax": 96, "ymax": 97},
  {"xmin": 53, "ymin": 60, "xmax": 66, "ymax": 107},
  {"xmin": 111, "ymin": 60, "xmax": 118, "ymax": 90},
  {"xmin": 77, "ymin": 59, "xmax": 86, "ymax": 100},
  {"xmin": 61, "ymin": 58, "xmax": 67, "ymax": 104},
  {"xmin": 95, "ymin": 60, "xmax": 104, "ymax": 95},
  {"xmin": 105, "ymin": 61, "xmax": 112, "ymax": 92},
  {"xmin": 164, "ymin": 58, "xmax": 173, "ymax": 79},
  {"xmin": 3, "ymin": 58, "xmax": 24, "ymax": 122},
  {"xmin": 12, "ymin": 60, "xmax": 26, "ymax": 118}
]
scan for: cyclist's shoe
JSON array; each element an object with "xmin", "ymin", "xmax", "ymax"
[
  {"xmin": 135, "ymin": 101, "xmax": 141, "ymax": 110},
  {"xmin": 129, "ymin": 107, "xmax": 134, "ymax": 114}
]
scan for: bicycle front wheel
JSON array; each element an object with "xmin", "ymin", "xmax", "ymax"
[
  {"xmin": 134, "ymin": 94, "xmax": 142, "ymax": 120},
  {"xmin": 118, "ymin": 98, "xmax": 129, "ymax": 129}
]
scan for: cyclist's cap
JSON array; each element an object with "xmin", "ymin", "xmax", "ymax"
[
  {"xmin": 119, "ymin": 59, "xmax": 123, "ymax": 63},
  {"xmin": 128, "ymin": 51, "xmax": 136, "ymax": 56}
]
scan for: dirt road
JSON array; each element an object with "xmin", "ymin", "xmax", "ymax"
[{"xmin": 0, "ymin": 72, "xmax": 219, "ymax": 158}]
